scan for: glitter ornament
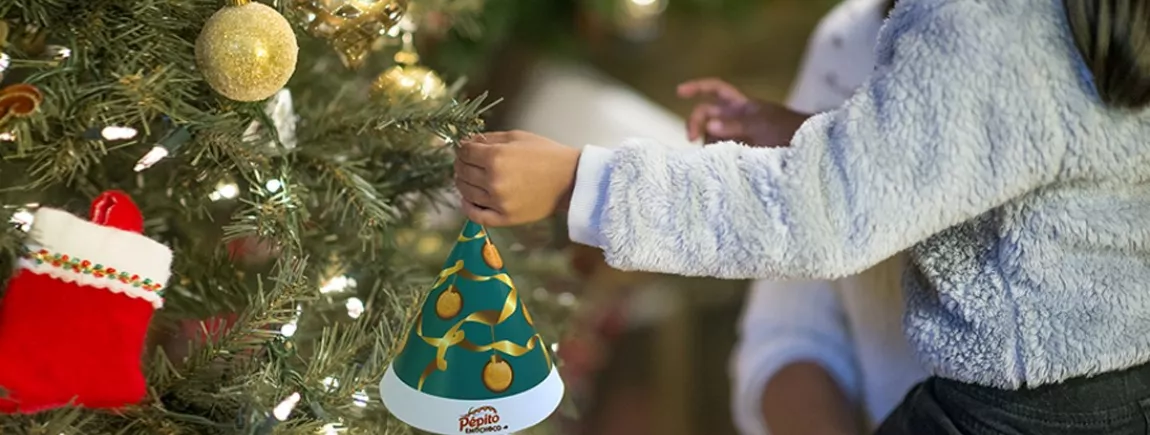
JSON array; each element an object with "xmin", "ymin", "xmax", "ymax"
[
  {"xmin": 372, "ymin": 64, "xmax": 446, "ymax": 102},
  {"xmin": 196, "ymin": 0, "xmax": 299, "ymax": 102},
  {"xmin": 294, "ymin": 0, "xmax": 408, "ymax": 69},
  {"xmin": 370, "ymin": 38, "xmax": 446, "ymax": 103}
]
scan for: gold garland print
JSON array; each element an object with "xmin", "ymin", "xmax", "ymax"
[{"xmin": 412, "ymin": 232, "xmax": 551, "ymax": 392}]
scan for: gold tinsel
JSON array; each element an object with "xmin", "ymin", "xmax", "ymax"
[
  {"xmin": 195, "ymin": 0, "xmax": 299, "ymax": 102},
  {"xmin": 295, "ymin": 0, "xmax": 409, "ymax": 69}
]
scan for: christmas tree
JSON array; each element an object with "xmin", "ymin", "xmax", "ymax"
[{"xmin": 0, "ymin": 0, "xmax": 498, "ymax": 433}]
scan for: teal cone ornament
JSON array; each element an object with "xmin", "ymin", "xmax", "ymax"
[{"xmin": 381, "ymin": 220, "xmax": 564, "ymax": 434}]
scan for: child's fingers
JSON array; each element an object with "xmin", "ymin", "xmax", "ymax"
[
  {"xmin": 454, "ymin": 158, "xmax": 488, "ymax": 189},
  {"xmin": 677, "ymin": 78, "xmax": 748, "ymax": 104},
  {"xmin": 457, "ymin": 140, "xmax": 496, "ymax": 167},
  {"xmin": 706, "ymin": 118, "xmax": 745, "ymax": 139},
  {"xmin": 462, "ymin": 201, "xmax": 508, "ymax": 227},
  {"xmin": 454, "ymin": 176, "xmax": 495, "ymax": 210},
  {"xmin": 473, "ymin": 131, "xmax": 516, "ymax": 144},
  {"xmin": 687, "ymin": 103, "xmax": 724, "ymax": 141}
]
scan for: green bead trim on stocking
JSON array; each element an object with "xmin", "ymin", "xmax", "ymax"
[{"xmin": 21, "ymin": 247, "xmax": 165, "ymax": 294}]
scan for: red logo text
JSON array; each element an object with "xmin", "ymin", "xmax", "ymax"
[{"xmin": 459, "ymin": 406, "xmax": 507, "ymax": 433}]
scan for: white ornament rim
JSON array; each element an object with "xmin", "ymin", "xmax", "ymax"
[{"xmin": 379, "ymin": 364, "xmax": 564, "ymax": 435}]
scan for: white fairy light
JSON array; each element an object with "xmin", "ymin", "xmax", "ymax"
[
  {"xmin": 320, "ymin": 275, "xmax": 357, "ymax": 294},
  {"xmin": 558, "ymin": 292, "xmax": 577, "ymax": 307},
  {"xmin": 351, "ymin": 390, "xmax": 369, "ymax": 408},
  {"xmin": 9, "ymin": 208, "xmax": 34, "ymax": 232},
  {"xmin": 265, "ymin": 178, "xmax": 283, "ymax": 193},
  {"xmin": 280, "ymin": 304, "xmax": 303, "ymax": 337},
  {"xmin": 209, "ymin": 182, "xmax": 240, "ymax": 201},
  {"xmin": 345, "ymin": 297, "xmax": 365, "ymax": 319},
  {"xmin": 273, "ymin": 392, "xmax": 301, "ymax": 421},
  {"xmin": 319, "ymin": 423, "xmax": 342, "ymax": 434},
  {"xmin": 133, "ymin": 126, "xmax": 190, "ymax": 172},
  {"xmin": 100, "ymin": 126, "xmax": 138, "ymax": 140},
  {"xmin": 133, "ymin": 146, "xmax": 168, "ymax": 172},
  {"xmin": 550, "ymin": 342, "xmax": 560, "ymax": 353},
  {"xmin": 0, "ymin": 131, "xmax": 17, "ymax": 141},
  {"xmin": 279, "ymin": 322, "xmax": 298, "ymax": 337},
  {"xmin": 321, "ymin": 376, "xmax": 340, "ymax": 391}
]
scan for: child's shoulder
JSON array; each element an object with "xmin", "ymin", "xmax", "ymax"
[{"xmin": 813, "ymin": 0, "xmax": 888, "ymax": 41}]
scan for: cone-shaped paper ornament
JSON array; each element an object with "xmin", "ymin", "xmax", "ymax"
[{"xmin": 381, "ymin": 220, "xmax": 564, "ymax": 434}]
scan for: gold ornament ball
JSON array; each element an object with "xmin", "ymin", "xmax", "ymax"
[
  {"xmin": 371, "ymin": 64, "xmax": 447, "ymax": 102},
  {"xmin": 482, "ymin": 355, "xmax": 514, "ymax": 393},
  {"xmin": 435, "ymin": 285, "xmax": 463, "ymax": 319},
  {"xmin": 196, "ymin": 1, "xmax": 299, "ymax": 102}
]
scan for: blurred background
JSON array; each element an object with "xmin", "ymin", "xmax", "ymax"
[{"xmin": 400, "ymin": 1, "xmax": 840, "ymax": 434}]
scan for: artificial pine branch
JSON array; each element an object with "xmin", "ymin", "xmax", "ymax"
[{"xmin": 0, "ymin": 0, "xmax": 499, "ymax": 432}]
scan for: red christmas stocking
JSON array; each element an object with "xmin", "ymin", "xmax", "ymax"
[{"xmin": 0, "ymin": 191, "xmax": 171, "ymax": 413}]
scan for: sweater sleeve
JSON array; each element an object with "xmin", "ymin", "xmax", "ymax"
[
  {"xmin": 567, "ymin": 1, "xmax": 1069, "ymax": 280},
  {"xmin": 730, "ymin": 279, "xmax": 859, "ymax": 435}
]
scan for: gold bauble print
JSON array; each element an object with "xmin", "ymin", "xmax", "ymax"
[
  {"xmin": 371, "ymin": 64, "xmax": 447, "ymax": 102},
  {"xmin": 196, "ymin": 0, "xmax": 299, "ymax": 102},
  {"xmin": 435, "ymin": 285, "xmax": 463, "ymax": 319},
  {"xmin": 481, "ymin": 240, "xmax": 503, "ymax": 270},
  {"xmin": 482, "ymin": 355, "xmax": 514, "ymax": 393}
]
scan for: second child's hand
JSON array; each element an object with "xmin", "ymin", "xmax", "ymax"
[{"xmin": 677, "ymin": 78, "xmax": 812, "ymax": 148}]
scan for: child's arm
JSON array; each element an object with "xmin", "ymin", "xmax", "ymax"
[
  {"xmin": 732, "ymin": 280, "xmax": 859, "ymax": 435},
  {"xmin": 568, "ymin": 1, "xmax": 1070, "ymax": 280}
]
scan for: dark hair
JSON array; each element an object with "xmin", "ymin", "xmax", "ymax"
[{"xmin": 1064, "ymin": 0, "xmax": 1150, "ymax": 109}]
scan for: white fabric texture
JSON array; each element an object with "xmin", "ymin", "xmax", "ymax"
[
  {"xmin": 22, "ymin": 207, "xmax": 172, "ymax": 308},
  {"xmin": 728, "ymin": 1, "xmax": 925, "ymax": 434}
]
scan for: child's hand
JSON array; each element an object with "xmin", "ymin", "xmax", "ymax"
[
  {"xmin": 454, "ymin": 131, "xmax": 581, "ymax": 227},
  {"xmin": 678, "ymin": 78, "xmax": 810, "ymax": 147}
]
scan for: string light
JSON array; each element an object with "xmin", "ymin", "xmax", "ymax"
[
  {"xmin": 558, "ymin": 292, "xmax": 577, "ymax": 307},
  {"xmin": 273, "ymin": 392, "xmax": 301, "ymax": 421},
  {"xmin": 9, "ymin": 207, "xmax": 35, "ymax": 232},
  {"xmin": 321, "ymin": 376, "xmax": 340, "ymax": 391},
  {"xmin": 280, "ymin": 304, "xmax": 303, "ymax": 337},
  {"xmin": 133, "ymin": 125, "xmax": 191, "ymax": 172},
  {"xmin": 351, "ymin": 390, "xmax": 369, "ymax": 408},
  {"xmin": 133, "ymin": 147, "xmax": 169, "ymax": 172},
  {"xmin": 100, "ymin": 126, "xmax": 138, "ymax": 140},
  {"xmin": 265, "ymin": 179, "xmax": 283, "ymax": 193},
  {"xmin": 209, "ymin": 181, "xmax": 240, "ymax": 201},
  {"xmin": 320, "ymin": 275, "xmax": 356, "ymax": 294},
  {"xmin": 345, "ymin": 297, "xmax": 364, "ymax": 319}
]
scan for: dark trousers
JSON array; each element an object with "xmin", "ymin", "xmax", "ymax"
[{"xmin": 876, "ymin": 362, "xmax": 1150, "ymax": 434}]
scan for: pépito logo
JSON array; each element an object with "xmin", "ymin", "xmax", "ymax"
[{"xmin": 458, "ymin": 406, "xmax": 508, "ymax": 434}]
